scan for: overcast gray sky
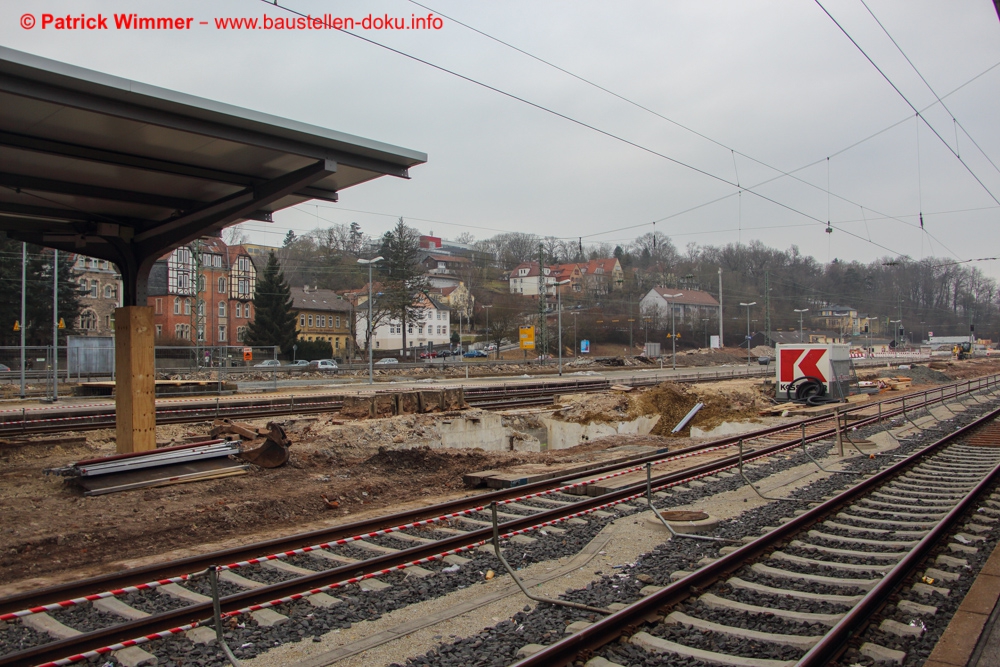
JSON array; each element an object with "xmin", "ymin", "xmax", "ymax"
[{"xmin": 4, "ymin": 1, "xmax": 999, "ymax": 273}]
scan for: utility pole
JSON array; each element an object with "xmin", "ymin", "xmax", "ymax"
[
  {"xmin": 717, "ymin": 268, "xmax": 724, "ymax": 347},
  {"xmin": 52, "ymin": 249, "xmax": 58, "ymax": 402},
  {"xmin": 191, "ymin": 241, "xmax": 205, "ymax": 363},
  {"xmin": 740, "ymin": 301, "xmax": 756, "ymax": 366},
  {"xmin": 764, "ymin": 271, "xmax": 771, "ymax": 347},
  {"xmin": 19, "ymin": 243, "xmax": 25, "ymax": 399},
  {"xmin": 537, "ymin": 243, "xmax": 547, "ymax": 358}
]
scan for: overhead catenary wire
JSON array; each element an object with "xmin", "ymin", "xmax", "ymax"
[
  {"xmin": 259, "ymin": 0, "xmax": 913, "ymax": 261},
  {"xmin": 814, "ymin": 0, "xmax": 1000, "ymax": 207}
]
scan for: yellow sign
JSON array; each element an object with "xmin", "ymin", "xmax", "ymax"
[
  {"xmin": 519, "ymin": 325, "xmax": 535, "ymax": 350},
  {"xmin": 12, "ymin": 321, "xmax": 18, "ymax": 332},
  {"xmin": 243, "ymin": 347, "xmax": 253, "ymax": 361},
  {"xmin": 58, "ymin": 318, "xmax": 65, "ymax": 329}
]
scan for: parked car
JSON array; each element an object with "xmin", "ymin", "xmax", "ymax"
[
  {"xmin": 286, "ymin": 360, "xmax": 309, "ymax": 367},
  {"xmin": 0, "ymin": 364, "xmax": 10, "ymax": 372},
  {"xmin": 419, "ymin": 350, "xmax": 435, "ymax": 359},
  {"xmin": 485, "ymin": 344, "xmax": 497, "ymax": 352},
  {"xmin": 463, "ymin": 349, "xmax": 488, "ymax": 358},
  {"xmin": 307, "ymin": 359, "xmax": 338, "ymax": 371},
  {"xmin": 375, "ymin": 358, "xmax": 398, "ymax": 365},
  {"xmin": 436, "ymin": 349, "xmax": 454, "ymax": 358},
  {"xmin": 254, "ymin": 359, "xmax": 280, "ymax": 367}
]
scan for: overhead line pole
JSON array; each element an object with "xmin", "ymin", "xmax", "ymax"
[{"xmin": 19, "ymin": 243, "xmax": 25, "ymax": 399}]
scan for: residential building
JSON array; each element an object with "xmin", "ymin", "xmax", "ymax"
[
  {"xmin": 146, "ymin": 238, "xmax": 256, "ymax": 345},
  {"xmin": 72, "ymin": 255, "xmax": 123, "ymax": 335},
  {"xmin": 290, "ymin": 286, "xmax": 354, "ymax": 355},
  {"xmin": 509, "ymin": 262, "xmax": 555, "ymax": 296},
  {"xmin": 242, "ymin": 243, "xmax": 282, "ymax": 263},
  {"xmin": 429, "ymin": 284, "xmax": 474, "ymax": 321},
  {"xmin": 816, "ymin": 304, "xmax": 861, "ymax": 336},
  {"xmin": 640, "ymin": 287, "xmax": 721, "ymax": 322},
  {"xmin": 509, "ymin": 258, "xmax": 623, "ymax": 297},
  {"xmin": 356, "ymin": 290, "xmax": 451, "ymax": 352},
  {"xmin": 421, "ymin": 253, "xmax": 472, "ymax": 276}
]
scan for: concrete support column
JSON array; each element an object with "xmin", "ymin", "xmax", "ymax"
[{"xmin": 114, "ymin": 306, "xmax": 156, "ymax": 453}]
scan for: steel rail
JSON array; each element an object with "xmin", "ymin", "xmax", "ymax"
[
  {"xmin": 2, "ymin": 384, "xmax": 994, "ymax": 666},
  {"xmin": 0, "ymin": 420, "xmax": 848, "ymax": 667},
  {"xmin": 1, "ymin": 374, "xmax": 992, "ymax": 616},
  {"xmin": 511, "ymin": 403, "xmax": 1000, "ymax": 667}
]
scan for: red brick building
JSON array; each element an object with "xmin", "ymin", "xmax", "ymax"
[{"xmin": 147, "ymin": 238, "xmax": 257, "ymax": 345}]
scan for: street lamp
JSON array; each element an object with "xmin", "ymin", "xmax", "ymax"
[
  {"xmin": 357, "ymin": 256, "xmax": 383, "ymax": 384},
  {"xmin": 793, "ymin": 308, "xmax": 809, "ymax": 342},
  {"xmin": 482, "ymin": 304, "xmax": 493, "ymax": 359},
  {"xmin": 662, "ymin": 293, "xmax": 682, "ymax": 370},
  {"xmin": 556, "ymin": 279, "xmax": 571, "ymax": 376},
  {"xmin": 740, "ymin": 302, "xmax": 757, "ymax": 365},
  {"xmin": 571, "ymin": 311, "xmax": 579, "ymax": 358}
]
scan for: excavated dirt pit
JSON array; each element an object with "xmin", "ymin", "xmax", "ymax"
[{"xmin": 1, "ymin": 359, "xmax": 994, "ymax": 595}]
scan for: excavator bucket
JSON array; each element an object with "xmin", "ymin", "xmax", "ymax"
[
  {"xmin": 210, "ymin": 419, "xmax": 292, "ymax": 468},
  {"xmin": 237, "ymin": 438, "xmax": 290, "ymax": 468}
]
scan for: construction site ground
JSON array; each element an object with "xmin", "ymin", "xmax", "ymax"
[{"xmin": 1, "ymin": 357, "xmax": 998, "ymax": 600}]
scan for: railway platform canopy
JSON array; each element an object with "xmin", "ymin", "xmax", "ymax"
[{"xmin": 0, "ymin": 46, "xmax": 426, "ymax": 453}]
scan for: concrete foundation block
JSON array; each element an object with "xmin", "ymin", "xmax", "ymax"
[
  {"xmin": 21, "ymin": 612, "xmax": 80, "ymax": 640},
  {"xmin": 880, "ymin": 618, "xmax": 923, "ymax": 638},
  {"xmin": 94, "ymin": 597, "xmax": 149, "ymax": 620},
  {"xmin": 860, "ymin": 642, "xmax": 906, "ymax": 665},
  {"xmin": 251, "ymin": 609, "xmax": 288, "ymax": 627},
  {"xmin": 516, "ymin": 644, "xmax": 546, "ymax": 658},
  {"xmin": 220, "ymin": 570, "xmax": 266, "ymax": 589},
  {"xmin": 565, "ymin": 620, "xmax": 592, "ymax": 633},
  {"xmin": 897, "ymin": 599, "xmax": 937, "ymax": 616},
  {"xmin": 114, "ymin": 646, "xmax": 158, "ymax": 667},
  {"xmin": 443, "ymin": 554, "xmax": 470, "ymax": 566},
  {"xmin": 306, "ymin": 593, "xmax": 341, "ymax": 608},
  {"xmin": 405, "ymin": 566, "xmax": 435, "ymax": 578},
  {"xmin": 586, "ymin": 658, "xmax": 626, "ymax": 667},
  {"xmin": 923, "ymin": 568, "xmax": 961, "ymax": 583},
  {"xmin": 911, "ymin": 582, "xmax": 950, "ymax": 597},
  {"xmin": 510, "ymin": 534, "xmax": 536, "ymax": 545},
  {"xmin": 158, "ymin": 583, "xmax": 211, "ymax": 604},
  {"xmin": 359, "ymin": 578, "xmax": 392, "ymax": 591},
  {"xmin": 640, "ymin": 585, "xmax": 664, "ymax": 596},
  {"xmin": 186, "ymin": 626, "xmax": 218, "ymax": 644},
  {"xmin": 935, "ymin": 555, "xmax": 968, "ymax": 569}
]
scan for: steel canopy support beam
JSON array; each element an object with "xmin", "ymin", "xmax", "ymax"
[
  {"xmin": 0, "ymin": 131, "xmax": 340, "ymax": 202},
  {"xmin": 133, "ymin": 158, "xmax": 336, "ymax": 253},
  {"xmin": 0, "ymin": 172, "xmax": 202, "ymax": 210}
]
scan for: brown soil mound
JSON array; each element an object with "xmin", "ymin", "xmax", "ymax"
[{"xmin": 630, "ymin": 381, "xmax": 765, "ymax": 437}]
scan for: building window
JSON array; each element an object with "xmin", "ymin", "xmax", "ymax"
[
  {"xmin": 218, "ymin": 277, "xmax": 226, "ymax": 293},
  {"xmin": 173, "ymin": 297, "xmax": 180, "ymax": 315},
  {"xmin": 90, "ymin": 281, "xmax": 98, "ymax": 298},
  {"xmin": 155, "ymin": 298, "xmax": 163, "ymax": 314},
  {"xmin": 155, "ymin": 324, "xmax": 162, "ymax": 338},
  {"xmin": 89, "ymin": 257, "xmax": 97, "ymax": 268},
  {"xmin": 102, "ymin": 284, "xmax": 115, "ymax": 299},
  {"xmin": 335, "ymin": 338, "xmax": 340, "ymax": 350},
  {"xmin": 237, "ymin": 326, "xmax": 247, "ymax": 342},
  {"xmin": 196, "ymin": 326, "xmax": 205, "ymax": 342},
  {"xmin": 218, "ymin": 325, "xmax": 227, "ymax": 342},
  {"xmin": 175, "ymin": 323, "xmax": 190, "ymax": 340},
  {"xmin": 80, "ymin": 310, "xmax": 97, "ymax": 330},
  {"xmin": 308, "ymin": 315, "xmax": 313, "ymax": 327},
  {"xmin": 184, "ymin": 298, "xmax": 191, "ymax": 315},
  {"xmin": 300, "ymin": 314, "xmax": 306, "ymax": 327},
  {"xmin": 246, "ymin": 304, "xmax": 251, "ymax": 319},
  {"xmin": 218, "ymin": 301, "xmax": 226, "ymax": 317},
  {"xmin": 197, "ymin": 302, "xmax": 205, "ymax": 316},
  {"xmin": 336, "ymin": 316, "xmax": 341, "ymax": 328},
  {"xmin": 213, "ymin": 255, "xmax": 222, "ymax": 268},
  {"xmin": 198, "ymin": 275, "xmax": 206, "ymax": 292}
]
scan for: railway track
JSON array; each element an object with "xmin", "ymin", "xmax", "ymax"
[
  {"xmin": 0, "ymin": 377, "xmax": 996, "ymax": 666},
  {"xmin": 0, "ymin": 369, "xmax": 770, "ymax": 436},
  {"xmin": 514, "ymin": 399, "xmax": 1000, "ymax": 666}
]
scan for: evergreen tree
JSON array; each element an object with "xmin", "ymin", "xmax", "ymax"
[
  {"xmin": 378, "ymin": 219, "xmax": 427, "ymax": 352},
  {"xmin": 282, "ymin": 230, "xmax": 297, "ymax": 248},
  {"xmin": 0, "ymin": 239, "xmax": 80, "ymax": 346},
  {"xmin": 245, "ymin": 251, "xmax": 297, "ymax": 355}
]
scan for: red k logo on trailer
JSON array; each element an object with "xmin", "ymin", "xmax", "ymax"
[{"xmin": 779, "ymin": 348, "xmax": 827, "ymax": 382}]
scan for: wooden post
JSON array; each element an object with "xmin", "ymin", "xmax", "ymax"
[{"xmin": 115, "ymin": 306, "xmax": 156, "ymax": 453}]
